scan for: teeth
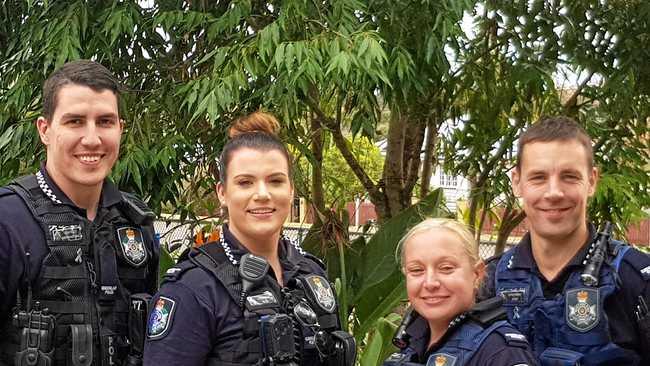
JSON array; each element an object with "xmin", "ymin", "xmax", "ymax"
[
  {"xmin": 249, "ymin": 209, "xmax": 274, "ymax": 214},
  {"xmin": 79, "ymin": 155, "xmax": 101, "ymax": 163}
]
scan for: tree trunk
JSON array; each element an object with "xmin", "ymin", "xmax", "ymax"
[
  {"xmin": 420, "ymin": 117, "xmax": 438, "ymax": 199},
  {"xmin": 382, "ymin": 111, "xmax": 407, "ymax": 218},
  {"xmin": 310, "ymin": 113, "xmax": 326, "ymax": 226}
]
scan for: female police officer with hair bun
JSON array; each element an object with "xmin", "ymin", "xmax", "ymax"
[
  {"xmin": 143, "ymin": 112, "xmax": 355, "ymax": 366},
  {"xmin": 384, "ymin": 218, "xmax": 537, "ymax": 366}
]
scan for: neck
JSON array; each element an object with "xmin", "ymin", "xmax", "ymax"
[
  {"xmin": 530, "ymin": 225, "xmax": 589, "ymax": 281},
  {"xmin": 228, "ymin": 225, "xmax": 282, "ymax": 278},
  {"xmin": 427, "ymin": 319, "xmax": 450, "ymax": 349},
  {"xmin": 45, "ymin": 164, "xmax": 102, "ymax": 220}
]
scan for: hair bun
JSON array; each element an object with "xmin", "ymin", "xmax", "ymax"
[{"xmin": 228, "ymin": 111, "xmax": 281, "ymax": 139}]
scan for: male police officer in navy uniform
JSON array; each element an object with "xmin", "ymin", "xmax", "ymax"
[
  {"xmin": 0, "ymin": 60, "xmax": 159, "ymax": 366},
  {"xmin": 479, "ymin": 116, "xmax": 650, "ymax": 365}
]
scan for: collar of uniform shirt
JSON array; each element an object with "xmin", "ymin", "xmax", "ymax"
[{"xmin": 39, "ymin": 161, "xmax": 123, "ymax": 209}]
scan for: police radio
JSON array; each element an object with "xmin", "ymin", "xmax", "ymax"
[{"xmin": 581, "ymin": 222, "xmax": 613, "ymax": 286}]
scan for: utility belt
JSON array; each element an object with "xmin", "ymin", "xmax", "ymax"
[{"xmin": 10, "ymin": 293, "xmax": 150, "ymax": 366}]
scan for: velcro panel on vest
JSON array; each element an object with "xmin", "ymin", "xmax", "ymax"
[
  {"xmin": 97, "ymin": 241, "xmax": 119, "ymax": 303},
  {"xmin": 70, "ymin": 324, "xmax": 93, "ymax": 366}
]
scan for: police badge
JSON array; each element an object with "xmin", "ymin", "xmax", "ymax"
[
  {"xmin": 304, "ymin": 275, "xmax": 336, "ymax": 313},
  {"xmin": 147, "ymin": 296, "xmax": 176, "ymax": 339},
  {"xmin": 566, "ymin": 288, "xmax": 600, "ymax": 332},
  {"xmin": 116, "ymin": 227, "xmax": 147, "ymax": 266},
  {"xmin": 426, "ymin": 353, "xmax": 457, "ymax": 366}
]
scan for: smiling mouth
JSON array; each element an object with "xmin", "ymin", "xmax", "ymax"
[
  {"xmin": 541, "ymin": 207, "xmax": 571, "ymax": 214},
  {"xmin": 248, "ymin": 208, "xmax": 276, "ymax": 215},
  {"xmin": 420, "ymin": 296, "xmax": 449, "ymax": 304},
  {"xmin": 77, "ymin": 154, "xmax": 105, "ymax": 164}
]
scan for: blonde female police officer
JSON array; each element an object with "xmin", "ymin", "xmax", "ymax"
[
  {"xmin": 143, "ymin": 112, "xmax": 355, "ymax": 366},
  {"xmin": 384, "ymin": 218, "xmax": 537, "ymax": 366}
]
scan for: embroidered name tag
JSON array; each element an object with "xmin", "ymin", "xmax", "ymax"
[
  {"xmin": 499, "ymin": 287, "xmax": 527, "ymax": 304},
  {"xmin": 49, "ymin": 224, "xmax": 83, "ymax": 241},
  {"xmin": 246, "ymin": 291, "xmax": 278, "ymax": 308}
]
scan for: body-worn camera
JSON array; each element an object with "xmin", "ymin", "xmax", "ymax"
[{"xmin": 259, "ymin": 314, "xmax": 298, "ymax": 365}]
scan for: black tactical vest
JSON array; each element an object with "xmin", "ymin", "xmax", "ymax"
[
  {"xmin": 0, "ymin": 174, "xmax": 157, "ymax": 366},
  {"xmin": 169, "ymin": 239, "xmax": 341, "ymax": 366}
]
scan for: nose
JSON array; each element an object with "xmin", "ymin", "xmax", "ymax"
[
  {"xmin": 80, "ymin": 121, "xmax": 101, "ymax": 147},
  {"xmin": 423, "ymin": 269, "xmax": 440, "ymax": 289},
  {"xmin": 544, "ymin": 176, "xmax": 564, "ymax": 200},
  {"xmin": 254, "ymin": 182, "xmax": 270, "ymax": 200}
]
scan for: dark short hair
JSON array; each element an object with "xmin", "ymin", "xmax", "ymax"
[
  {"xmin": 517, "ymin": 115, "xmax": 594, "ymax": 170},
  {"xmin": 219, "ymin": 111, "xmax": 292, "ymax": 185},
  {"xmin": 42, "ymin": 60, "xmax": 121, "ymax": 120}
]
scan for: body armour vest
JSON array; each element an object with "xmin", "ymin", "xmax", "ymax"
[
  {"xmin": 0, "ymin": 174, "xmax": 157, "ymax": 366},
  {"xmin": 167, "ymin": 238, "xmax": 347, "ymax": 366},
  {"xmin": 383, "ymin": 319, "xmax": 526, "ymax": 366},
  {"xmin": 494, "ymin": 242, "xmax": 640, "ymax": 366}
]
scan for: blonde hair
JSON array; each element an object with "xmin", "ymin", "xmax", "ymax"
[{"xmin": 396, "ymin": 218, "xmax": 480, "ymax": 268}]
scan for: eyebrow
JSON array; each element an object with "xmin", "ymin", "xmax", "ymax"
[
  {"xmin": 232, "ymin": 172, "xmax": 289, "ymax": 180},
  {"xmin": 60, "ymin": 113, "xmax": 118, "ymax": 119}
]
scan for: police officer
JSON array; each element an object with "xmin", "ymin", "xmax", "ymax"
[
  {"xmin": 385, "ymin": 218, "xmax": 537, "ymax": 366},
  {"xmin": 479, "ymin": 116, "xmax": 650, "ymax": 365},
  {"xmin": 0, "ymin": 60, "xmax": 159, "ymax": 366},
  {"xmin": 143, "ymin": 112, "xmax": 355, "ymax": 366}
]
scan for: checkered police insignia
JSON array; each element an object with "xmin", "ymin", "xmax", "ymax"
[
  {"xmin": 36, "ymin": 171, "xmax": 62, "ymax": 204},
  {"xmin": 116, "ymin": 227, "xmax": 147, "ymax": 266},
  {"xmin": 147, "ymin": 296, "xmax": 176, "ymax": 339},
  {"xmin": 426, "ymin": 353, "xmax": 457, "ymax": 366},
  {"xmin": 566, "ymin": 288, "xmax": 600, "ymax": 332},
  {"xmin": 305, "ymin": 275, "xmax": 336, "ymax": 313}
]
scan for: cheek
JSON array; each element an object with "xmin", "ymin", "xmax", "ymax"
[{"xmin": 405, "ymin": 276, "xmax": 421, "ymax": 299}]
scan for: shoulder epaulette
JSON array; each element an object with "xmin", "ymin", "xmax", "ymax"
[
  {"xmin": 0, "ymin": 186, "xmax": 15, "ymax": 198},
  {"xmin": 120, "ymin": 192, "xmax": 154, "ymax": 225},
  {"xmin": 468, "ymin": 296, "xmax": 507, "ymax": 326},
  {"xmin": 304, "ymin": 252, "xmax": 327, "ymax": 271},
  {"xmin": 620, "ymin": 247, "xmax": 650, "ymax": 281},
  {"xmin": 162, "ymin": 260, "xmax": 197, "ymax": 283},
  {"xmin": 492, "ymin": 325, "xmax": 530, "ymax": 348}
]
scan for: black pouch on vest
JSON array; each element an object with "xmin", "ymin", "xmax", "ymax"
[
  {"xmin": 70, "ymin": 324, "xmax": 93, "ymax": 366},
  {"xmin": 98, "ymin": 241, "xmax": 119, "ymax": 303}
]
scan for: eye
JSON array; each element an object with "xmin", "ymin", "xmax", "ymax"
[
  {"xmin": 439, "ymin": 264, "xmax": 456, "ymax": 274},
  {"xmin": 563, "ymin": 173, "xmax": 580, "ymax": 182},
  {"xmin": 237, "ymin": 180, "xmax": 252, "ymax": 187},
  {"xmin": 66, "ymin": 118, "xmax": 82, "ymax": 125},
  {"xmin": 405, "ymin": 267, "xmax": 424, "ymax": 276},
  {"xmin": 98, "ymin": 118, "xmax": 116, "ymax": 126}
]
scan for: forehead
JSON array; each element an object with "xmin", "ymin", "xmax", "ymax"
[
  {"xmin": 226, "ymin": 147, "xmax": 289, "ymax": 177},
  {"xmin": 403, "ymin": 228, "xmax": 466, "ymax": 260},
  {"xmin": 519, "ymin": 140, "xmax": 591, "ymax": 172},
  {"xmin": 52, "ymin": 84, "xmax": 118, "ymax": 118}
]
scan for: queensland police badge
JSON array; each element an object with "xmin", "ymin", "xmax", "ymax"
[
  {"xmin": 566, "ymin": 288, "xmax": 600, "ymax": 332},
  {"xmin": 305, "ymin": 275, "xmax": 336, "ymax": 313},
  {"xmin": 147, "ymin": 296, "xmax": 176, "ymax": 339},
  {"xmin": 427, "ymin": 353, "xmax": 457, "ymax": 366},
  {"xmin": 117, "ymin": 227, "xmax": 147, "ymax": 266}
]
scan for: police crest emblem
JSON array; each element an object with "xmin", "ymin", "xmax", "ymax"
[
  {"xmin": 116, "ymin": 227, "xmax": 147, "ymax": 266},
  {"xmin": 426, "ymin": 353, "xmax": 457, "ymax": 366},
  {"xmin": 147, "ymin": 296, "xmax": 176, "ymax": 339},
  {"xmin": 305, "ymin": 275, "xmax": 336, "ymax": 313},
  {"xmin": 566, "ymin": 288, "xmax": 600, "ymax": 332}
]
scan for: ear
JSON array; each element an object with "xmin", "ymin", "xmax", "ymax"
[
  {"xmin": 119, "ymin": 119, "xmax": 125, "ymax": 133},
  {"xmin": 587, "ymin": 166, "xmax": 599, "ymax": 196},
  {"xmin": 473, "ymin": 260, "xmax": 486, "ymax": 289},
  {"xmin": 36, "ymin": 117, "xmax": 51, "ymax": 145},
  {"xmin": 216, "ymin": 182, "xmax": 226, "ymax": 206},
  {"xmin": 511, "ymin": 168, "xmax": 522, "ymax": 197}
]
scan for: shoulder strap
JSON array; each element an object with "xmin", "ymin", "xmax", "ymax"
[
  {"xmin": 190, "ymin": 244, "xmax": 243, "ymax": 305},
  {"xmin": 468, "ymin": 296, "xmax": 507, "ymax": 325},
  {"xmin": 618, "ymin": 246, "xmax": 650, "ymax": 281},
  {"xmin": 490, "ymin": 321, "xmax": 530, "ymax": 349}
]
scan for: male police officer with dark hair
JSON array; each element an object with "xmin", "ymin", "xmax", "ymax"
[
  {"xmin": 0, "ymin": 60, "xmax": 159, "ymax": 366},
  {"xmin": 479, "ymin": 116, "xmax": 650, "ymax": 365}
]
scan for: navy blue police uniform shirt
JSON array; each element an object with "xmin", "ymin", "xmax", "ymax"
[
  {"xmin": 403, "ymin": 316, "xmax": 537, "ymax": 365},
  {"xmin": 0, "ymin": 165, "xmax": 145, "ymax": 330},
  {"xmin": 478, "ymin": 225, "xmax": 650, "ymax": 363},
  {"xmin": 143, "ymin": 228, "xmax": 328, "ymax": 366}
]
